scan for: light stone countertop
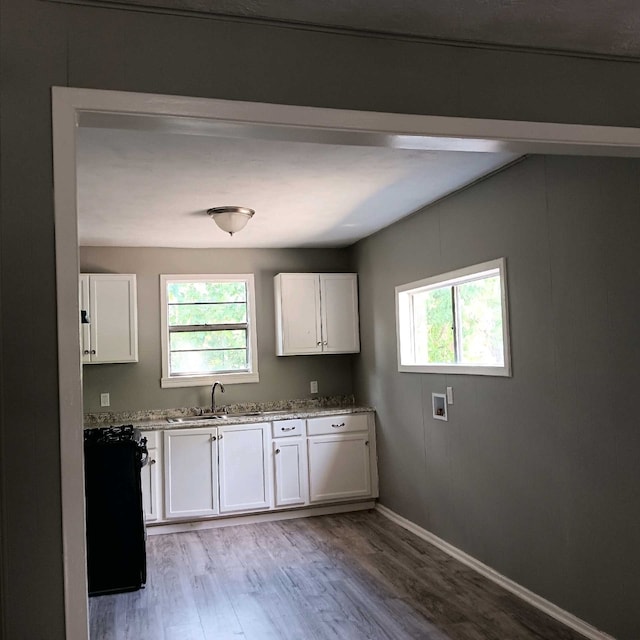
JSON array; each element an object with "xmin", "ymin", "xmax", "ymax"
[{"xmin": 84, "ymin": 396, "xmax": 373, "ymax": 431}]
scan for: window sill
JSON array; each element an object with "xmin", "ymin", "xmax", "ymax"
[
  {"xmin": 398, "ymin": 364, "xmax": 511, "ymax": 377},
  {"xmin": 161, "ymin": 372, "xmax": 260, "ymax": 388}
]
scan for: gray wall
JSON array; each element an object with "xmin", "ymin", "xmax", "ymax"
[
  {"xmin": 352, "ymin": 155, "xmax": 640, "ymax": 639},
  {"xmin": 80, "ymin": 247, "xmax": 353, "ymax": 412},
  {"xmin": 3, "ymin": 0, "xmax": 640, "ymax": 637}
]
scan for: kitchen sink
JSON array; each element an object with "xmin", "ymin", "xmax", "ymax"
[
  {"xmin": 166, "ymin": 415, "xmax": 228, "ymax": 423},
  {"xmin": 166, "ymin": 409, "xmax": 298, "ymax": 423},
  {"xmin": 230, "ymin": 409, "xmax": 298, "ymax": 417}
]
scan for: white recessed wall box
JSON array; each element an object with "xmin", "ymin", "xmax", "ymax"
[{"xmin": 432, "ymin": 393, "xmax": 448, "ymax": 421}]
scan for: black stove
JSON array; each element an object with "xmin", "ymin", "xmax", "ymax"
[{"xmin": 84, "ymin": 425, "xmax": 148, "ymax": 596}]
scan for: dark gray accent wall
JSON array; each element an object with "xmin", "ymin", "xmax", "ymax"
[
  {"xmin": 80, "ymin": 247, "xmax": 353, "ymax": 412},
  {"xmin": 64, "ymin": 10, "xmax": 640, "ymax": 127},
  {"xmin": 0, "ymin": 2, "xmax": 69, "ymax": 639},
  {"xmin": 3, "ymin": 0, "xmax": 640, "ymax": 638},
  {"xmin": 351, "ymin": 155, "xmax": 640, "ymax": 639}
]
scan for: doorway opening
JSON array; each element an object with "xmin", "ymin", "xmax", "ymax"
[{"xmin": 52, "ymin": 87, "xmax": 640, "ymax": 639}]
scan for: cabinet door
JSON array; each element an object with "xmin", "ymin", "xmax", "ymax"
[
  {"xmin": 319, "ymin": 274, "xmax": 360, "ymax": 353},
  {"xmin": 141, "ymin": 447, "xmax": 161, "ymax": 522},
  {"xmin": 79, "ymin": 275, "xmax": 92, "ymax": 363},
  {"xmin": 88, "ymin": 274, "xmax": 138, "ymax": 363},
  {"xmin": 308, "ymin": 433, "xmax": 371, "ymax": 502},
  {"xmin": 273, "ymin": 439, "xmax": 307, "ymax": 507},
  {"xmin": 163, "ymin": 428, "xmax": 218, "ymax": 519},
  {"xmin": 218, "ymin": 424, "xmax": 271, "ymax": 513},
  {"xmin": 275, "ymin": 273, "xmax": 322, "ymax": 355},
  {"xmin": 141, "ymin": 433, "xmax": 161, "ymax": 522}
]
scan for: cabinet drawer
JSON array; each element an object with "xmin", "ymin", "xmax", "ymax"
[
  {"xmin": 272, "ymin": 419, "xmax": 305, "ymax": 438},
  {"xmin": 307, "ymin": 414, "xmax": 368, "ymax": 436}
]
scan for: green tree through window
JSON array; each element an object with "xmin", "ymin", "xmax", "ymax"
[
  {"xmin": 167, "ymin": 280, "xmax": 250, "ymax": 376},
  {"xmin": 396, "ymin": 259, "xmax": 510, "ymax": 376}
]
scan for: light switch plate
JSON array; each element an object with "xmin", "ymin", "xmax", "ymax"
[
  {"xmin": 100, "ymin": 393, "xmax": 110, "ymax": 407},
  {"xmin": 446, "ymin": 386, "xmax": 454, "ymax": 405},
  {"xmin": 310, "ymin": 380, "xmax": 318, "ymax": 394}
]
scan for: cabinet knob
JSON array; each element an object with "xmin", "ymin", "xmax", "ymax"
[
  {"xmin": 331, "ymin": 423, "xmax": 346, "ymax": 429},
  {"xmin": 218, "ymin": 434, "xmax": 223, "ymax": 439},
  {"xmin": 90, "ymin": 349, "xmax": 96, "ymax": 355},
  {"xmin": 365, "ymin": 441, "xmax": 369, "ymax": 446},
  {"xmin": 323, "ymin": 341, "xmax": 328, "ymax": 346},
  {"xmin": 316, "ymin": 341, "xmax": 322, "ymax": 346},
  {"xmin": 275, "ymin": 448, "xmax": 281, "ymax": 454},
  {"xmin": 211, "ymin": 435, "xmax": 217, "ymax": 441},
  {"xmin": 150, "ymin": 459, "xmax": 156, "ymax": 465},
  {"xmin": 83, "ymin": 350, "xmax": 90, "ymax": 355}
]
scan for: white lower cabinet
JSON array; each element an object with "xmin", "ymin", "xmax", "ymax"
[
  {"xmin": 163, "ymin": 427, "xmax": 219, "ymax": 519},
  {"xmin": 141, "ymin": 432, "xmax": 161, "ymax": 522},
  {"xmin": 150, "ymin": 413, "xmax": 376, "ymax": 525},
  {"xmin": 273, "ymin": 439, "xmax": 308, "ymax": 507},
  {"xmin": 308, "ymin": 433, "xmax": 371, "ymax": 502},
  {"xmin": 218, "ymin": 423, "xmax": 271, "ymax": 513}
]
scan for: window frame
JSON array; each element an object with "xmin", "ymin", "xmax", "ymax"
[
  {"xmin": 160, "ymin": 273, "xmax": 259, "ymax": 388},
  {"xmin": 395, "ymin": 258, "xmax": 511, "ymax": 377}
]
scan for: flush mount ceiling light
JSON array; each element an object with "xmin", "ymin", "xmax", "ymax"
[{"xmin": 207, "ymin": 206, "xmax": 255, "ymax": 236}]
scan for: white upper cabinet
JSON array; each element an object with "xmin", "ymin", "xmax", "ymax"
[
  {"xmin": 319, "ymin": 274, "xmax": 361, "ymax": 354},
  {"xmin": 274, "ymin": 273, "xmax": 360, "ymax": 356},
  {"xmin": 80, "ymin": 274, "xmax": 138, "ymax": 364},
  {"xmin": 274, "ymin": 273, "xmax": 322, "ymax": 355}
]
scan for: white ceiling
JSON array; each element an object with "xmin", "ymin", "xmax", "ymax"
[
  {"xmin": 77, "ymin": 127, "xmax": 518, "ymax": 248},
  {"xmin": 74, "ymin": 0, "xmax": 637, "ymax": 248},
  {"xmin": 74, "ymin": 0, "xmax": 637, "ymax": 249}
]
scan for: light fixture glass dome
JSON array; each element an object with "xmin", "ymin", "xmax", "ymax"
[{"xmin": 207, "ymin": 206, "xmax": 255, "ymax": 236}]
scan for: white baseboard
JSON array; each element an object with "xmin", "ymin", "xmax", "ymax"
[
  {"xmin": 147, "ymin": 501, "xmax": 375, "ymax": 535},
  {"xmin": 375, "ymin": 504, "xmax": 615, "ymax": 640}
]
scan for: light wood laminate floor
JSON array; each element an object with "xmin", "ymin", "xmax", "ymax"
[{"xmin": 89, "ymin": 511, "xmax": 586, "ymax": 640}]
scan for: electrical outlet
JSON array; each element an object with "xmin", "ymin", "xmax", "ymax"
[
  {"xmin": 310, "ymin": 380, "xmax": 318, "ymax": 394},
  {"xmin": 100, "ymin": 393, "xmax": 110, "ymax": 407}
]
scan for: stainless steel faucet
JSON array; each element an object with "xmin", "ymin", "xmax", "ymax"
[{"xmin": 211, "ymin": 381, "xmax": 225, "ymax": 413}]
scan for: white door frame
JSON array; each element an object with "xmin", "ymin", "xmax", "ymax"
[{"xmin": 52, "ymin": 86, "xmax": 640, "ymax": 640}]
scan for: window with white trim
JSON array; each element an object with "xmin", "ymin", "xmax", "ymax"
[
  {"xmin": 160, "ymin": 274, "xmax": 259, "ymax": 388},
  {"xmin": 396, "ymin": 258, "xmax": 511, "ymax": 376}
]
